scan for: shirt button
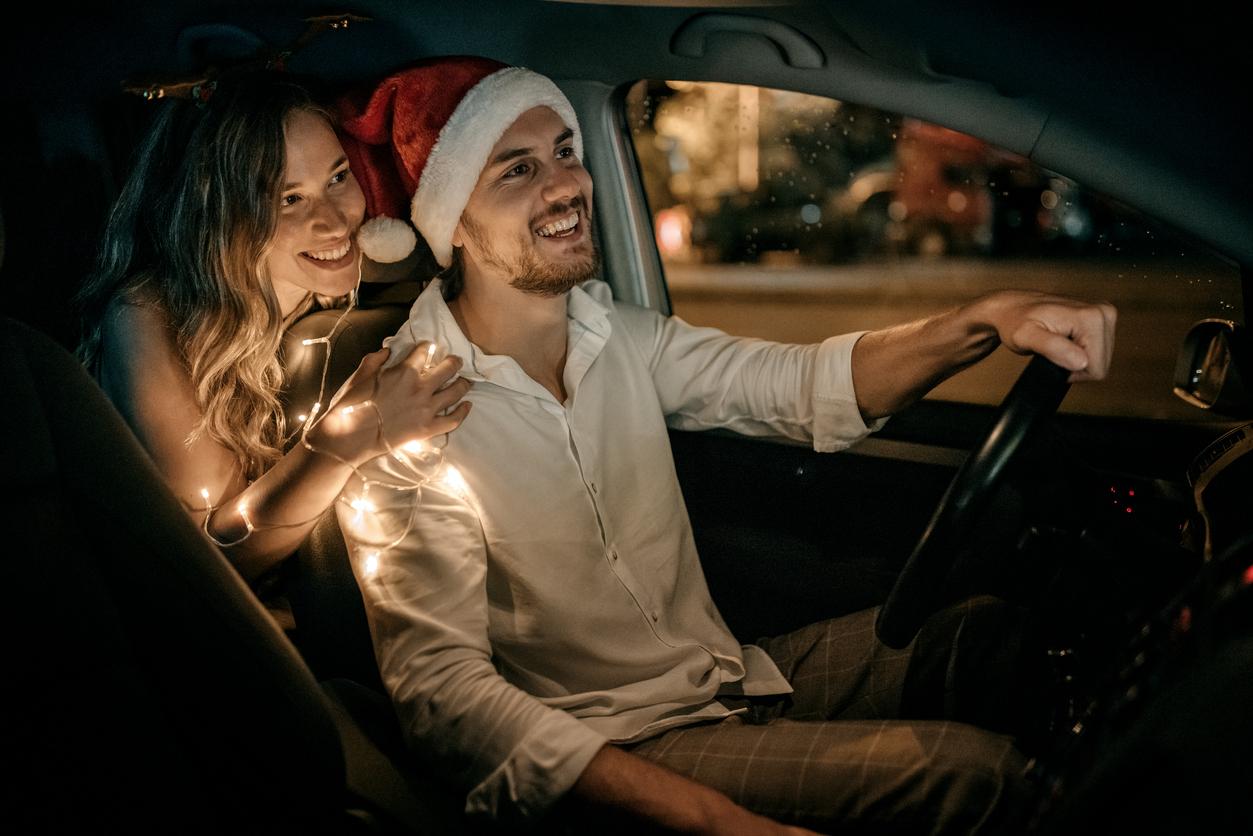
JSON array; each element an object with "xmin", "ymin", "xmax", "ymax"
[
  {"xmin": 651, "ymin": 610, "xmax": 660, "ymax": 622},
  {"xmin": 609, "ymin": 550, "xmax": 619, "ymax": 562},
  {"xmin": 590, "ymin": 482, "xmax": 598, "ymax": 494}
]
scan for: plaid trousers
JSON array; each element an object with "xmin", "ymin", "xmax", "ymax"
[{"xmin": 625, "ymin": 597, "xmax": 1032, "ymax": 835}]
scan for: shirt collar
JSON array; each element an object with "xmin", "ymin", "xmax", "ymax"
[
  {"xmin": 401, "ymin": 278, "xmax": 613, "ymax": 398},
  {"xmin": 566, "ymin": 281, "xmax": 612, "ymax": 339},
  {"xmin": 399, "ymin": 278, "xmax": 482, "ymax": 379}
]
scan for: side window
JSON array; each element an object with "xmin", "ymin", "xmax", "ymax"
[{"xmin": 625, "ymin": 80, "xmax": 1243, "ymax": 421}]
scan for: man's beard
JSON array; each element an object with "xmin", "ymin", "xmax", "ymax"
[{"xmin": 460, "ymin": 197, "xmax": 600, "ymax": 298}]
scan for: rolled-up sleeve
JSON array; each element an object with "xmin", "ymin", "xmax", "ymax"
[
  {"xmin": 810, "ymin": 331, "xmax": 890, "ymax": 452},
  {"xmin": 614, "ymin": 301, "xmax": 886, "ymax": 452},
  {"xmin": 338, "ymin": 456, "xmax": 607, "ymax": 823}
]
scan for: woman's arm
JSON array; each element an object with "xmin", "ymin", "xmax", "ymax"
[{"xmin": 99, "ymin": 301, "xmax": 469, "ymax": 582}]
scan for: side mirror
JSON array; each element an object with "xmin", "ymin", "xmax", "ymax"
[{"xmin": 1173, "ymin": 319, "xmax": 1251, "ymax": 417}]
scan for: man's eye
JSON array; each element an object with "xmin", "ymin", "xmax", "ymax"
[
  {"xmin": 504, "ymin": 162, "xmax": 530, "ymax": 179},
  {"xmin": 281, "ymin": 194, "xmax": 302, "ymax": 207},
  {"xmin": 556, "ymin": 146, "xmax": 575, "ymax": 159},
  {"xmin": 330, "ymin": 169, "xmax": 350, "ymax": 186}
]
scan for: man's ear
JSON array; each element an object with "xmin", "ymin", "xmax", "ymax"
[{"xmin": 451, "ymin": 221, "xmax": 465, "ymax": 249}]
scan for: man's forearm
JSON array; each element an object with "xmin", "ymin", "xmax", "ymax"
[
  {"xmin": 564, "ymin": 744, "xmax": 814, "ymax": 835},
  {"xmin": 850, "ymin": 298, "xmax": 1000, "ymax": 420},
  {"xmin": 850, "ymin": 290, "xmax": 1116, "ymax": 419}
]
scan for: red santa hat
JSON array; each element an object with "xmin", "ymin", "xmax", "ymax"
[{"xmin": 336, "ymin": 56, "xmax": 583, "ymax": 266}]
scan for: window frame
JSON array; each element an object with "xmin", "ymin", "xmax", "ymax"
[{"xmin": 609, "ymin": 75, "xmax": 1248, "ymax": 427}]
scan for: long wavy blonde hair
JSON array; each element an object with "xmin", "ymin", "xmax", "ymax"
[{"xmin": 78, "ymin": 74, "xmax": 334, "ymax": 480}]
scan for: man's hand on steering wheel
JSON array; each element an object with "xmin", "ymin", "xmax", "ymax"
[
  {"xmin": 850, "ymin": 290, "xmax": 1116, "ymax": 422},
  {"xmin": 983, "ymin": 290, "xmax": 1118, "ymax": 383},
  {"xmin": 855, "ymin": 290, "xmax": 1118, "ymax": 649}
]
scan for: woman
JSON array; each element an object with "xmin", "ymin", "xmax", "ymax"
[{"xmin": 77, "ymin": 73, "xmax": 470, "ymax": 583}]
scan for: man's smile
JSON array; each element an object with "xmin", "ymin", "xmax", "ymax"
[{"xmin": 535, "ymin": 211, "xmax": 580, "ymax": 238}]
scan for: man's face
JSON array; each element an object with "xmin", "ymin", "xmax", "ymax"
[{"xmin": 452, "ymin": 106, "xmax": 598, "ymax": 296}]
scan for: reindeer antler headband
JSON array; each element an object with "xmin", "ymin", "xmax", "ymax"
[{"xmin": 122, "ymin": 13, "xmax": 369, "ymax": 104}]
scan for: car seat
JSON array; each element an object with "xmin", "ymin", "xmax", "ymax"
[
  {"xmin": 1, "ymin": 313, "xmax": 462, "ymax": 833},
  {"xmin": 279, "ymin": 284, "xmax": 419, "ymax": 694}
]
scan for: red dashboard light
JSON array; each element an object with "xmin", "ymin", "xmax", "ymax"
[{"xmin": 1176, "ymin": 606, "xmax": 1192, "ymax": 634}]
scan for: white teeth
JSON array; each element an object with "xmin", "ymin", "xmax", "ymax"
[
  {"xmin": 536, "ymin": 212, "xmax": 579, "ymax": 237},
  {"xmin": 305, "ymin": 241, "xmax": 351, "ymax": 261}
]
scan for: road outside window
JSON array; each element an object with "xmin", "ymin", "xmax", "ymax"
[{"xmin": 625, "ymin": 80, "xmax": 1242, "ymax": 421}]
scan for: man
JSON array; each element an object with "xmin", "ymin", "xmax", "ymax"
[{"xmin": 335, "ymin": 56, "xmax": 1115, "ymax": 833}]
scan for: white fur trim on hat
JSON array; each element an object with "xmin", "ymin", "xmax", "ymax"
[
  {"xmin": 410, "ymin": 67, "xmax": 583, "ymax": 267},
  {"xmin": 357, "ymin": 216, "xmax": 418, "ymax": 264}
]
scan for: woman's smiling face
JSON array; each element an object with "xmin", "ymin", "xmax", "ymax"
[{"xmin": 264, "ymin": 109, "xmax": 366, "ymax": 315}]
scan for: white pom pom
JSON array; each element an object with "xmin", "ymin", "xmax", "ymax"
[{"xmin": 357, "ymin": 216, "xmax": 417, "ymax": 264}]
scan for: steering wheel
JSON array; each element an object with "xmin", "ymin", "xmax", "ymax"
[{"xmin": 874, "ymin": 355, "xmax": 1072, "ymax": 649}]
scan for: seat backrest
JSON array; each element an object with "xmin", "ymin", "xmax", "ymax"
[
  {"xmin": 280, "ymin": 298, "xmax": 415, "ymax": 693},
  {"xmin": 280, "ymin": 296, "xmax": 492, "ymax": 832},
  {"xmin": 2, "ymin": 316, "xmax": 347, "ymax": 833}
]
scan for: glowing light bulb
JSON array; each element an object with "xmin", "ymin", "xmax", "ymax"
[
  {"xmin": 348, "ymin": 495, "xmax": 378, "ymax": 532},
  {"xmin": 423, "ymin": 342, "xmax": 437, "ymax": 372},
  {"xmin": 200, "ymin": 487, "xmax": 210, "ymax": 504},
  {"xmin": 401, "ymin": 439, "xmax": 426, "ymax": 454},
  {"xmin": 237, "ymin": 501, "xmax": 255, "ymax": 534},
  {"xmin": 362, "ymin": 550, "xmax": 381, "ymax": 578},
  {"xmin": 296, "ymin": 414, "xmax": 308, "ymax": 423},
  {"xmin": 440, "ymin": 464, "xmax": 469, "ymax": 495}
]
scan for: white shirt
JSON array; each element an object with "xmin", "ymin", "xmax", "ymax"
[{"xmin": 339, "ymin": 279, "xmax": 882, "ymax": 822}]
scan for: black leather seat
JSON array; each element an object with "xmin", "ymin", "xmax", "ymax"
[
  {"xmin": 2, "ymin": 314, "xmax": 463, "ymax": 833},
  {"xmin": 279, "ymin": 291, "xmax": 416, "ymax": 694}
]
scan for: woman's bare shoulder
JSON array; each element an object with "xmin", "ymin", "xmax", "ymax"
[
  {"xmin": 103, "ymin": 283, "xmax": 164, "ymax": 326},
  {"xmin": 101, "ymin": 288, "xmax": 176, "ymax": 360},
  {"xmin": 98, "ymin": 286, "xmax": 240, "ymax": 505},
  {"xmin": 98, "ymin": 286, "xmax": 193, "ymax": 409}
]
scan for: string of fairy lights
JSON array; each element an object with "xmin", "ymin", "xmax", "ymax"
[
  {"xmin": 198, "ymin": 252, "xmax": 470, "ymax": 576},
  {"xmin": 122, "ymin": 16, "xmax": 464, "ymax": 577}
]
